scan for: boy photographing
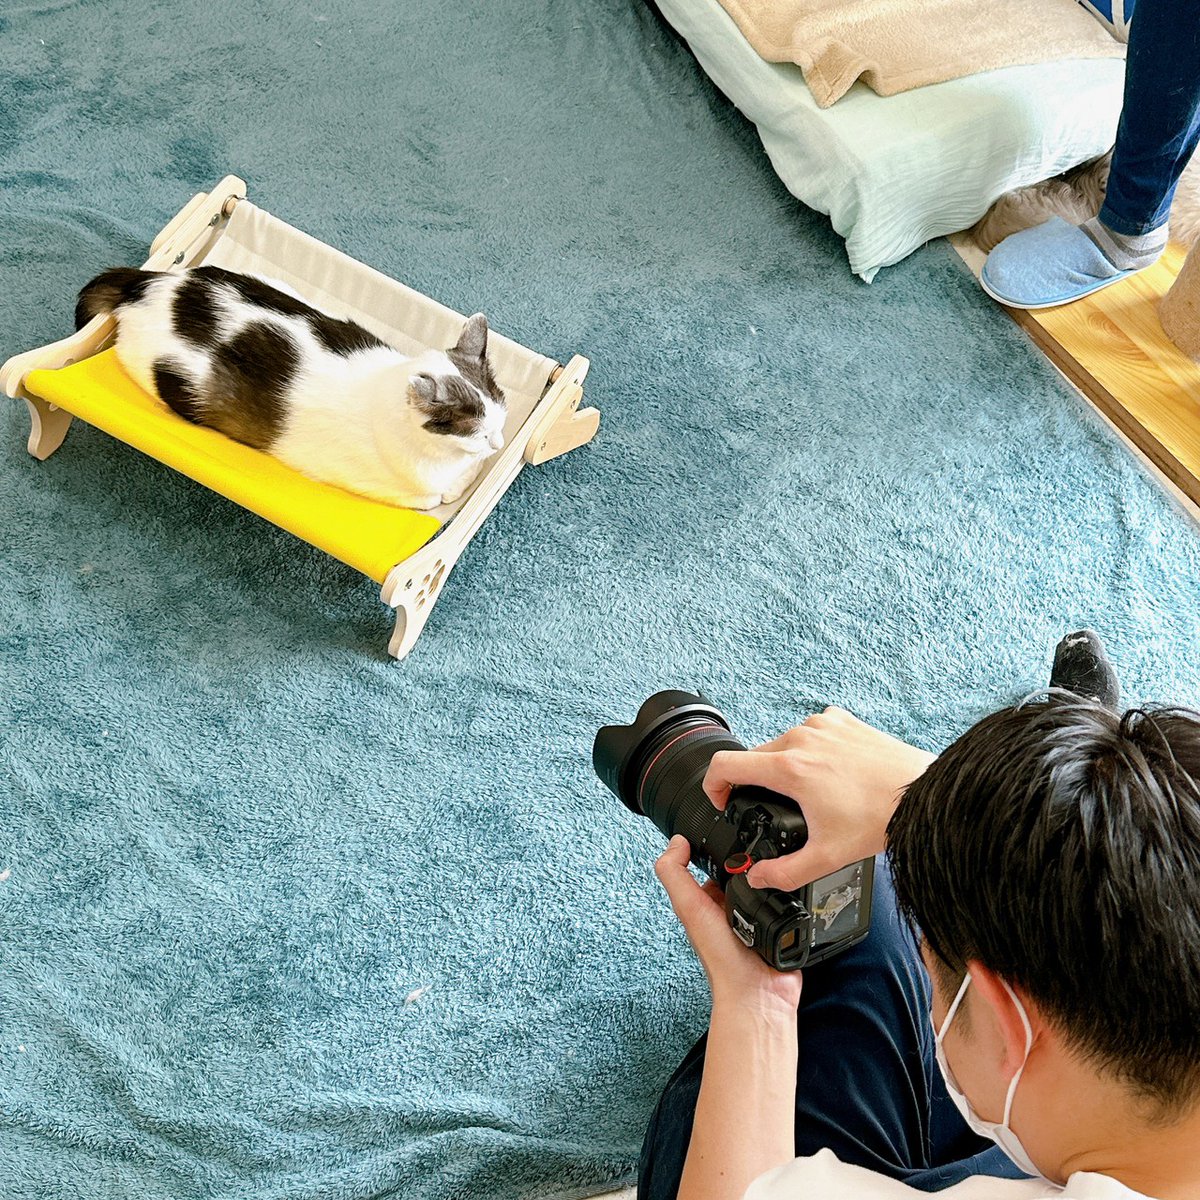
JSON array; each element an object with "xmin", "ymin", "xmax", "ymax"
[{"xmin": 640, "ymin": 633, "xmax": 1200, "ymax": 1200}]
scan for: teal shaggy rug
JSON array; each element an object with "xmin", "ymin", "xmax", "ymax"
[{"xmin": 3, "ymin": 1, "xmax": 1200, "ymax": 1197}]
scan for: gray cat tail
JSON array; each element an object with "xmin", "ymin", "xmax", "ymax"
[{"xmin": 75, "ymin": 268, "xmax": 158, "ymax": 330}]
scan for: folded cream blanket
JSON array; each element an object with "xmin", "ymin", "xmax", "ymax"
[{"xmin": 715, "ymin": 0, "xmax": 1124, "ymax": 108}]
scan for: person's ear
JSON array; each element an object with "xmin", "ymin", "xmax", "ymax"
[{"xmin": 968, "ymin": 960, "xmax": 1041, "ymax": 1077}]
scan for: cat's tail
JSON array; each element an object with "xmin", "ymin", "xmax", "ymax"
[{"xmin": 75, "ymin": 267, "xmax": 160, "ymax": 330}]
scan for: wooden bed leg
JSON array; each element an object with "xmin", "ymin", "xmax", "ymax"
[
  {"xmin": 2, "ymin": 176, "xmax": 248, "ymax": 411},
  {"xmin": 388, "ymin": 598, "xmax": 435, "ymax": 660},
  {"xmin": 380, "ymin": 542, "xmax": 462, "ymax": 660},
  {"xmin": 379, "ymin": 352, "xmax": 598, "ymax": 660},
  {"xmin": 1160, "ymin": 239, "xmax": 1200, "ymax": 361},
  {"xmin": 25, "ymin": 396, "xmax": 73, "ymax": 460}
]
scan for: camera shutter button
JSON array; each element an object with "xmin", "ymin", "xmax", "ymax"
[{"xmin": 725, "ymin": 853, "xmax": 753, "ymax": 875}]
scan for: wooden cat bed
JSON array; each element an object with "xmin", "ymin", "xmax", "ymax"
[{"xmin": 0, "ymin": 176, "xmax": 599, "ymax": 659}]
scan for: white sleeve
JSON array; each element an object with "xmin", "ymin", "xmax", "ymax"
[{"xmin": 744, "ymin": 1148, "xmax": 1056, "ymax": 1200}]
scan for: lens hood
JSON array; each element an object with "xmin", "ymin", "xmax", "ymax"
[{"xmin": 592, "ymin": 690, "xmax": 730, "ymax": 813}]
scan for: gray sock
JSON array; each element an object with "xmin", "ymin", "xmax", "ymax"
[{"xmin": 1082, "ymin": 216, "xmax": 1168, "ymax": 271}]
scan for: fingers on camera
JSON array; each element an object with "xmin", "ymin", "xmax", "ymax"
[
  {"xmin": 655, "ymin": 835, "xmax": 690, "ymax": 875},
  {"xmin": 702, "ymin": 752, "xmax": 735, "ymax": 805},
  {"xmin": 751, "ymin": 853, "xmax": 820, "ymax": 892}
]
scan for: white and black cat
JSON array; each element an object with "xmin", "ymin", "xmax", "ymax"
[{"xmin": 76, "ymin": 266, "xmax": 508, "ymax": 510}]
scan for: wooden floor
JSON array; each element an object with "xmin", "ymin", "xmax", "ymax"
[{"xmin": 951, "ymin": 235, "xmax": 1200, "ymax": 517}]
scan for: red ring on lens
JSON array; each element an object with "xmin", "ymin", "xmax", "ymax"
[{"xmin": 637, "ymin": 725, "xmax": 714, "ymax": 814}]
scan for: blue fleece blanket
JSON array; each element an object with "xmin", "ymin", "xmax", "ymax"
[{"xmin": 1, "ymin": 0, "xmax": 1198, "ymax": 1197}]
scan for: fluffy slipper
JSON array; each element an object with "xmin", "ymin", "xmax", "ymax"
[{"xmin": 980, "ymin": 217, "xmax": 1145, "ymax": 310}]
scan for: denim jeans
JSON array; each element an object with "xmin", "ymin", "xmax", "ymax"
[
  {"xmin": 637, "ymin": 859, "xmax": 1029, "ymax": 1200},
  {"xmin": 1099, "ymin": 0, "xmax": 1200, "ymax": 235}
]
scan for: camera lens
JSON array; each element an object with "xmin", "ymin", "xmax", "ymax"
[
  {"xmin": 636, "ymin": 717, "xmax": 743, "ymax": 847},
  {"xmin": 593, "ymin": 691, "xmax": 743, "ymax": 859}
]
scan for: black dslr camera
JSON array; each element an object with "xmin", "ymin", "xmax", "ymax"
[{"xmin": 593, "ymin": 691, "xmax": 874, "ymax": 971}]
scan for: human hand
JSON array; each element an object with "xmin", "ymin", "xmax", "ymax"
[
  {"xmin": 703, "ymin": 706, "xmax": 935, "ymax": 892},
  {"xmin": 654, "ymin": 835, "xmax": 803, "ymax": 1015}
]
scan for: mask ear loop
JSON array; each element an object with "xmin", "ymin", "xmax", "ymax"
[
  {"xmin": 998, "ymin": 980, "xmax": 1035, "ymax": 1125},
  {"xmin": 937, "ymin": 972, "xmax": 973, "ymax": 1041}
]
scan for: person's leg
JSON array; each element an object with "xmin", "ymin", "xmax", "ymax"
[
  {"xmin": 982, "ymin": 0, "xmax": 1200, "ymax": 310},
  {"xmin": 637, "ymin": 859, "xmax": 1020, "ymax": 1200},
  {"xmin": 1099, "ymin": 0, "xmax": 1200, "ymax": 238}
]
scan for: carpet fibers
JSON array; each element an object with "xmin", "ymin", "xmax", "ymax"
[{"xmin": 2, "ymin": 1, "xmax": 1200, "ymax": 1197}]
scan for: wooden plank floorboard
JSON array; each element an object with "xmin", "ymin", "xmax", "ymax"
[
  {"xmin": 951, "ymin": 234, "xmax": 1200, "ymax": 517},
  {"xmin": 1012, "ymin": 243, "xmax": 1200, "ymax": 507}
]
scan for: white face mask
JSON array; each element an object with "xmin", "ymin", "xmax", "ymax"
[{"xmin": 933, "ymin": 973, "xmax": 1044, "ymax": 1180}]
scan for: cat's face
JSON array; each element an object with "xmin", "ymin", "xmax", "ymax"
[{"xmin": 408, "ymin": 313, "xmax": 506, "ymax": 453}]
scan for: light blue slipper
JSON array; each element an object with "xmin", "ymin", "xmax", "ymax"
[{"xmin": 980, "ymin": 217, "xmax": 1144, "ymax": 310}]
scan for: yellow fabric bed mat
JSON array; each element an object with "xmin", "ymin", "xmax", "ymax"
[{"xmin": 24, "ymin": 349, "xmax": 442, "ymax": 584}]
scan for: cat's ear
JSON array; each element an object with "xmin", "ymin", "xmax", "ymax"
[
  {"xmin": 453, "ymin": 313, "xmax": 489, "ymax": 360},
  {"xmin": 409, "ymin": 373, "xmax": 438, "ymax": 409}
]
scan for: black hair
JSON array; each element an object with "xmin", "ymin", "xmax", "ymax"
[{"xmin": 887, "ymin": 694, "xmax": 1200, "ymax": 1115}]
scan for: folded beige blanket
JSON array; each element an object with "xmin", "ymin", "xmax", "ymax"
[{"xmin": 715, "ymin": 0, "xmax": 1124, "ymax": 108}]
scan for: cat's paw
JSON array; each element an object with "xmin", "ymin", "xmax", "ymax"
[
  {"xmin": 402, "ymin": 493, "xmax": 443, "ymax": 511},
  {"xmin": 441, "ymin": 465, "xmax": 485, "ymax": 506},
  {"xmin": 442, "ymin": 459, "xmax": 487, "ymax": 505}
]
